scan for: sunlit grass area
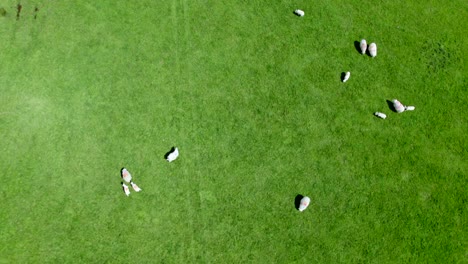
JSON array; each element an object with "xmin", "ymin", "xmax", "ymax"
[{"xmin": 0, "ymin": 0, "xmax": 466, "ymax": 262}]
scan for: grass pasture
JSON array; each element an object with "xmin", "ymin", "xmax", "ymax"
[{"xmin": 0, "ymin": 0, "xmax": 467, "ymax": 263}]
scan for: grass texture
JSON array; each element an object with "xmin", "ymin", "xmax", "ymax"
[{"xmin": 0, "ymin": 0, "xmax": 467, "ymax": 263}]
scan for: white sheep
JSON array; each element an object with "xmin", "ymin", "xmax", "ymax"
[
  {"xmin": 122, "ymin": 183, "xmax": 131, "ymax": 196},
  {"xmin": 130, "ymin": 182, "xmax": 142, "ymax": 192},
  {"xmin": 299, "ymin": 196, "xmax": 311, "ymax": 212},
  {"xmin": 374, "ymin": 112, "xmax": 387, "ymax": 119},
  {"xmin": 360, "ymin": 39, "xmax": 367, "ymax": 55},
  {"xmin": 342, "ymin": 72, "xmax": 351, "ymax": 82},
  {"xmin": 392, "ymin": 99, "xmax": 406, "ymax": 113},
  {"xmin": 392, "ymin": 99, "xmax": 416, "ymax": 113},
  {"xmin": 368, "ymin": 43, "xmax": 377, "ymax": 57},
  {"xmin": 294, "ymin": 10, "xmax": 305, "ymax": 17},
  {"xmin": 166, "ymin": 147, "xmax": 179, "ymax": 162},
  {"xmin": 121, "ymin": 168, "xmax": 132, "ymax": 183}
]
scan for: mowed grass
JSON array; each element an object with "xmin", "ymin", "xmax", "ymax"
[{"xmin": 0, "ymin": 0, "xmax": 467, "ymax": 263}]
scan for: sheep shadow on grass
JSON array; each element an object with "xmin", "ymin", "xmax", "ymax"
[
  {"xmin": 354, "ymin": 41, "xmax": 362, "ymax": 54},
  {"xmin": 340, "ymin": 72, "xmax": 347, "ymax": 82},
  {"xmin": 164, "ymin": 147, "xmax": 176, "ymax": 160},
  {"xmin": 294, "ymin": 194, "xmax": 304, "ymax": 211},
  {"xmin": 386, "ymin": 100, "xmax": 397, "ymax": 112}
]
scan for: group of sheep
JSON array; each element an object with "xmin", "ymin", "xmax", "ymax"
[
  {"xmin": 292, "ymin": 11, "xmax": 416, "ymax": 212},
  {"xmin": 121, "ymin": 147, "xmax": 179, "ymax": 196},
  {"xmin": 342, "ymin": 38, "xmax": 377, "ymax": 84},
  {"xmin": 359, "ymin": 39, "xmax": 377, "ymax": 57},
  {"xmin": 120, "ymin": 11, "xmax": 414, "ymax": 205},
  {"xmin": 121, "ymin": 168, "xmax": 142, "ymax": 196},
  {"xmin": 294, "ymin": 9, "xmax": 415, "ymax": 119},
  {"xmin": 350, "ymin": 39, "xmax": 415, "ymax": 119}
]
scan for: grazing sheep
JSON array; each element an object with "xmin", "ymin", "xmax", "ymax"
[
  {"xmin": 368, "ymin": 43, "xmax": 377, "ymax": 57},
  {"xmin": 121, "ymin": 168, "xmax": 132, "ymax": 183},
  {"xmin": 166, "ymin": 147, "xmax": 179, "ymax": 162},
  {"xmin": 342, "ymin": 72, "xmax": 351, "ymax": 82},
  {"xmin": 360, "ymin": 39, "xmax": 367, "ymax": 55},
  {"xmin": 130, "ymin": 182, "xmax": 141, "ymax": 192},
  {"xmin": 374, "ymin": 112, "xmax": 387, "ymax": 119},
  {"xmin": 299, "ymin": 196, "xmax": 311, "ymax": 212},
  {"xmin": 294, "ymin": 9, "xmax": 305, "ymax": 17},
  {"xmin": 392, "ymin": 99, "xmax": 406, "ymax": 113},
  {"xmin": 122, "ymin": 183, "xmax": 131, "ymax": 196},
  {"xmin": 392, "ymin": 99, "xmax": 416, "ymax": 113}
]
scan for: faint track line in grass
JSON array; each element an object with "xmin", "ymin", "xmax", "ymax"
[
  {"xmin": 171, "ymin": 0, "xmax": 180, "ymax": 95},
  {"xmin": 183, "ymin": 0, "xmax": 192, "ymax": 94},
  {"xmin": 171, "ymin": 0, "xmax": 199, "ymax": 259},
  {"xmin": 182, "ymin": 1, "xmax": 199, "ymax": 260},
  {"xmin": 177, "ymin": 0, "xmax": 204, "ymax": 260}
]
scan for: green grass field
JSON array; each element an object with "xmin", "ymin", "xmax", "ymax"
[{"xmin": 1, "ymin": 0, "xmax": 467, "ymax": 263}]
